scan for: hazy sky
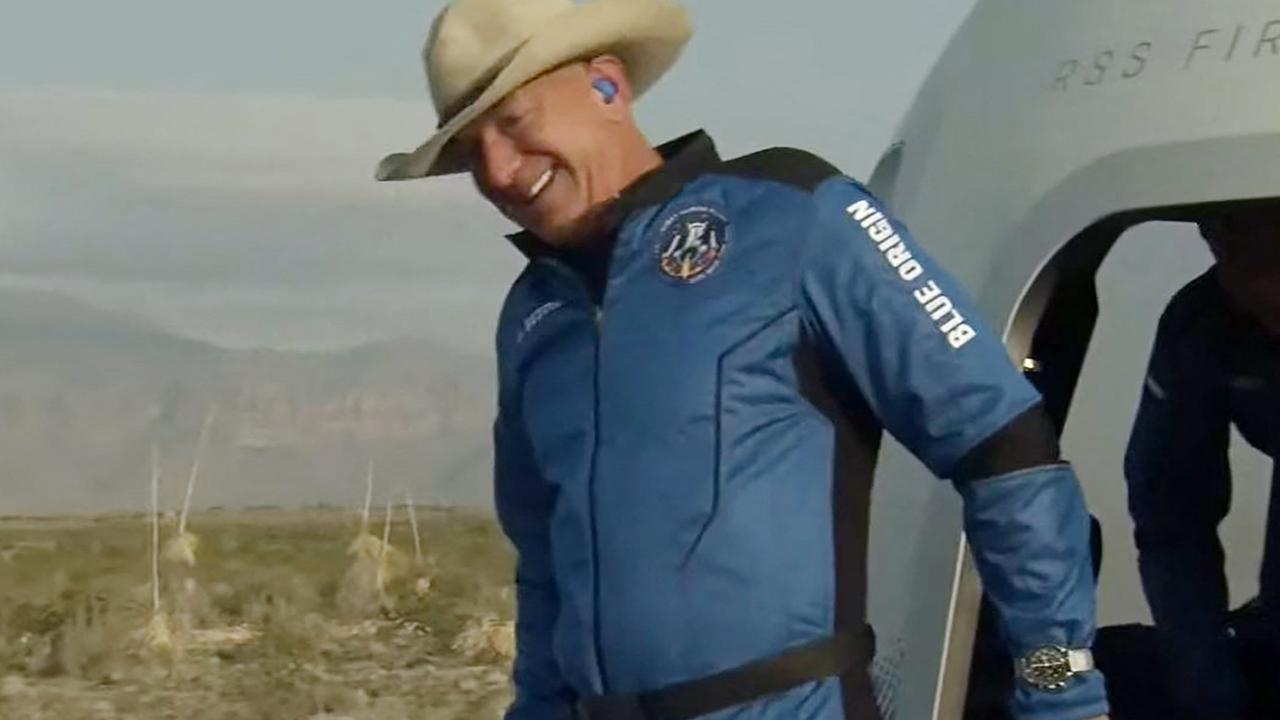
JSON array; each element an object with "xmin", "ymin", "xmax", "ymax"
[{"xmin": 0, "ymin": 0, "xmax": 976, "ymax": 352}]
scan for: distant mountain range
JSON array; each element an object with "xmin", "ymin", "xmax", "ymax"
[{"xmin": 0, "ymin": 289, "xmax": 497, "ymax": 515}]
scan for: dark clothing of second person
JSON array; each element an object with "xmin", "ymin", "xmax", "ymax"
[{"xmin": 1125, "ymin": 271, "xmax": 1280, "ymax": 718}]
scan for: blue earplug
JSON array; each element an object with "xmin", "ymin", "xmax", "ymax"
[{"xmin": 593, "ymin": 77, "xmax": 618, "ymax": 103}]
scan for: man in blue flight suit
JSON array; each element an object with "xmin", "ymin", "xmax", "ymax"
[
  {"xmin": 375, "ymin": 1, "xmax": 1110, "ymax": 718},
  {"xmin": 1124, "ymin": 205, "xmax": 1280, "ymax": 720}
]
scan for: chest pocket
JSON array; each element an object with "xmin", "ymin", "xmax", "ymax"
[{"xmin": 515, "ymin": 303, "xmax": 599, "ymax": 490}]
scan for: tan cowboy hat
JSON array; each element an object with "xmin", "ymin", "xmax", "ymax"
[{"xmin": 375, "ymin": 0, "xmax": 693, "ymax": 182}]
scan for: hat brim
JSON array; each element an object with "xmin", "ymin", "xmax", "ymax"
[{"xmin": 375, "ymin": 0, "xmax": 693, "ymax": 181}]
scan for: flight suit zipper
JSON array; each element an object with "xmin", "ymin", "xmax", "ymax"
[{"xmin": 535, "ymin": 257, "xmax": 611, "ymax": 692}]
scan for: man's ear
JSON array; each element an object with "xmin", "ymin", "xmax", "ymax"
[{"xmin": 586, "ymin": 55, "xmax": 633, "ymax": 111}]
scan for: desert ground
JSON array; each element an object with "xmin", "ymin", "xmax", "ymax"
[{"xmin": 0, "ymin": 506, "xmax": 517, "ymax": 720}]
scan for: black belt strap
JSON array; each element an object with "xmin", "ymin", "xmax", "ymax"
[{"xmin": 575, "ymin": 627, "xmax": 873, "ymax": 720}]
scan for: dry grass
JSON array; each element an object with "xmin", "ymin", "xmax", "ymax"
[
  {"xmin": 0, "ymin": 506, "xmax": 517, "ymax": 720},
  {"xmin": 451, "ymin": 615, "xmax": 515, "ymax": 665}
]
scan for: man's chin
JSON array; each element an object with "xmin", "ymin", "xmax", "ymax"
[{"xmin": 525, "ymin": 214, "xmax": 598, "ymax": 249}]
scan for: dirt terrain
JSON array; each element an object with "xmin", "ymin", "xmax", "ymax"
[{"xmin": 0, "ymin": 507, "xmax": 517, "ymax": 720}]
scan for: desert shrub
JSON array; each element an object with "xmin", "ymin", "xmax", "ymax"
[
  {"xmin": 251, "ymin": 596, "xmax": 327, "ymax": 664},
  {"xmin": 209, "ymin": 568, "xmax": 321, "ymax": 622}
]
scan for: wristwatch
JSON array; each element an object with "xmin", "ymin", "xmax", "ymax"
[{"xmin": 1015, "ymin": 645, "xmax": 1094, "ymax": 692}]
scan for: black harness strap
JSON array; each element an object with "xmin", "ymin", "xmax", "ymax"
[{"xmin": 574, "ymin": 627, "xmax": 873, "ymax": 720}]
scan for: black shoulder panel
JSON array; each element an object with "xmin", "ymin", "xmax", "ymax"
[
  {"xmin": 720, "ymin": 147, "xmax": 844, "ymax": 193},
  {"xmin": 1164, "ymin": 270, "xmax": 1225, "ymax": 318}
]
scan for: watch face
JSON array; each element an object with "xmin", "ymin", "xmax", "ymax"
[{"xmin": 1019, "ymin": 646, "xmax": 1072, "ymax": 692}]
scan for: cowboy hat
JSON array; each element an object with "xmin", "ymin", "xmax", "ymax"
[{"xmin": 375, "ymin": 0, "xmax": 693, "ymax": 181}]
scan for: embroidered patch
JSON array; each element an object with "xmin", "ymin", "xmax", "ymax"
[
  {"xmin": 657, "ymin": 206, "xmax": 728, "ymax": 283},
  {"xmin": 1229, "ymin": 375, "xmax": 1266, "ymax": 391},
  {"xmin": 517, "ymin": 301, "xmax": 564, "ymax": 344}
]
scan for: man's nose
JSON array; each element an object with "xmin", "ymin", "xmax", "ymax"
[{"xmin": 474, "ymin": 130, "xmax": 523, "ymax": 197}]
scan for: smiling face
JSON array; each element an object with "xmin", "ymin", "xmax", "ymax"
[{"xmin": 452, "ymin": 56, "xmax": 649, "ymax": 248}]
